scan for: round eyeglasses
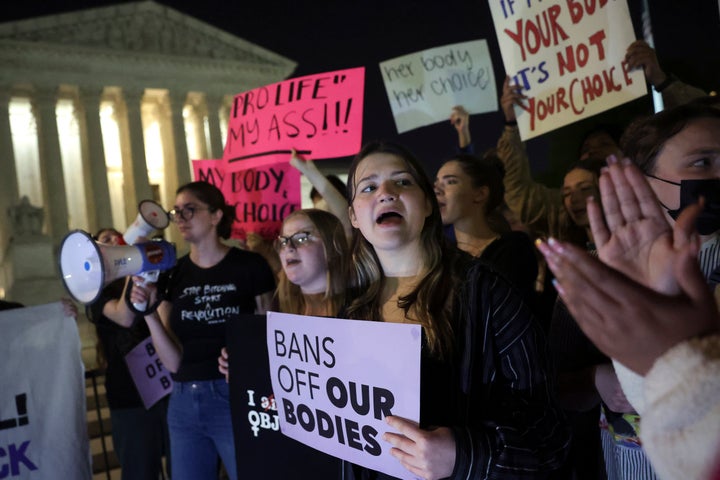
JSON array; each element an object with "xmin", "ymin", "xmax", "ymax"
[
  {"xmin": 275, "ymin": 231, "xmax": 313, "ymax": 251},
  {"xmin": 169, "ymin": 206, "xmax": 210, "ymax": 222}
]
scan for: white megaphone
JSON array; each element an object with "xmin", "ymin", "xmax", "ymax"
[
  {"xmin": 123, "ymin": 199, "xmax": 170, "ymax": 245},
  {"xmin": 59, "ymin": 230, "xmax": 176, "ymax": 305},
  {"xmin": 121, "ymin": 200, "xmax": 171, "ymax": 311}
]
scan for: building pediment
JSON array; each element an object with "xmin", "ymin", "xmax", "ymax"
[
  {"xmin": 0, "ymin": 1, "xmax": 292, "ymax": 67},
  {"xmin": 0, "ymin": 1, "xmax": 296, "ymax": 93}
]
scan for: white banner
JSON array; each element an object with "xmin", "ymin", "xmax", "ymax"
[
  {"xmin": 380, "ymin": 39, "xmax": 498, "ymax": 134},
  {"xmin": 0, "ymin": 302, "xmax": 92, "ymax": 480},
  {"xmin": 267, "ymin": 312, "xmax": 421, "ymax": 479},
  {"xmin": 489, "ymin": 0, "xmax": 647, "ymax": 140}
]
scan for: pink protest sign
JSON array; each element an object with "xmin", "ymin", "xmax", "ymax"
[
  {"xmin": 193, "ymin": 158, "xmax": 301, "ymax": 241},
  {"xmin": 223, "ymin": 67, "xmax": 365, "ymax": 163},
  {"xmin": 266, "ymin": 311, "xmax": 422, "ymax": 479},
  {"xmin": 124, "ymin": 337, "xmax": 173, "ymax": 409}
]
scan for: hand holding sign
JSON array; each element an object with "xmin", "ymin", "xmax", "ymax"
[
  {"xmin": 383, "ymin": 416, "xmax": 456, "ymax": 480},
  {"xmin": 450, "ymin": 106, "xmax": 471, "ymax": 149},
  {"xmin": 624, "ymin": 40, "xmax": 665, "ymax": 87},
  {"xmin": 500, "ymin": 76, "xmax": 527, "ymax": 123}
]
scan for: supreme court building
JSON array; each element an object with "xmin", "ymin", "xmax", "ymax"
[{"xmin": 0, "ymin": 1, "xmax": 296, "ymax": 302}]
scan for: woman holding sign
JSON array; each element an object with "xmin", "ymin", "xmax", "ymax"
[
  {"xmin": 342, "ymin": 141, "xmax": 570, "ymax": 479},
  {"xmin": 130, "ymin": 181, "xmax": 276, "ymax": 480}
]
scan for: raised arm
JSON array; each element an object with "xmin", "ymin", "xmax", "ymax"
[
  {"xmin": 497, "ymin": 76, "xmax": 564, "ymax": 238},
  {"xmin": 450, "ymin": 105, "xmax": 471, "ymax": 150},
  {"xmin": 289, "ymin": 149, "xmax": 352, "ymax": 239},
  {"xmin": 625, "ymin": 40, "xmax": 707, "ymax": 109}
]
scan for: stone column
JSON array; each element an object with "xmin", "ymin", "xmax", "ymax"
[
  {"xmin": 34, "ymin": 87, "xmax": 69, "ymax": 244},
  {"xmin": 0, "ymin": 89, "xmax": 19, "ymax": 205},
  {"xmin": 168, "ymin": 90, "xmax": 191, "ymax": 186},
  {"xmin": 121, "ymin": 88, "xmax": 152, "ymax": 215},
  {"xmin": 77, "ymin": 87, "xmax": 113, "ymax": 233},
  {"xmin": 205, "ymin": 93, "xmax": 225, "ymax": 159}
]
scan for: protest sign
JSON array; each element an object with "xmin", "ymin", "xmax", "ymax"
[
  {"xmin": 223, "ymin": 67, "xmax": 365, "ymax": 163},
  {"xmin": 124, "ymin": 337, "xmax": 173, "ymax": 409},
  {"xmin": 0, "ymin": 303, "xmax": 92, "ymax": 479},
  {"xmin": 227, "ymin": 314, "xmax": 339, "ymax": 479},
  {"xmin": 267, "ymin": 311, "xmax": 422, "ymax": 479},
  {"xmin": 193, "ymin": 158, "xmax": 301, "ymax": 240},
  {"xmin": 380, "ymin": 39, "xmax": 498, "ymax": 134},
  {"xmin": 489, "ymin": 0, "xmax": 647, "ymax": 140}
]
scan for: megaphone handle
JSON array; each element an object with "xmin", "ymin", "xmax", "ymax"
[{"xmin": 126, "ymin": 270, "xmax": 161, "ymax": 315}]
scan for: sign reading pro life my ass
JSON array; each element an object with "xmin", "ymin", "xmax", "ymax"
[
  {"xmin": 267, "ymin": 312, "xmax": 421, "ymax": 479},
  {"xmin": 489, "ymin": 0, "xmax": 647, "ymax": 140}
]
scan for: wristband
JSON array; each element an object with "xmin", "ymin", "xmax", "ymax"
[
  {"xmin": 504, "ymin": 119, "xmax": 518, "ymax": 127},
  {"xmin": 654, "ymin": 75, "xmax": 676, "ymax": 93}
]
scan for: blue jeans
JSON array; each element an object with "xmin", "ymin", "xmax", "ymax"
[
  {"xmin": 110, "ymin": 398, "xmax": 170, "ymax": 480},
  {"xmin": 167, "ymin": 379, "xmax": 237, "ymax": 480}
]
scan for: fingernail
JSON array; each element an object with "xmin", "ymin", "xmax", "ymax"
[
  {"xmin": 606, "ymin": 154, "xmax": 618, "ymax": 165},
  {"xmin": 552, "ymin": 278, "xmax": 566, "ymax": 297}
]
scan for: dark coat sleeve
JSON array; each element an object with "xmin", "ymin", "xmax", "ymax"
[{"xmin": 452, "ymin": 262, "xmax": 571, "ymax": 479}]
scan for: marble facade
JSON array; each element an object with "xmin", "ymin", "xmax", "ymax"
[{"xmin": 0, "ymin": 1, "xmax": 296, "ymax": 304}]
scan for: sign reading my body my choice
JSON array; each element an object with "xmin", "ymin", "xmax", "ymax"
[
  {"xmin": 267, "ymin": 312, "xmax": 422, "ymax": 479},
  {"xmin": 192, "ymin": 158, "xmax": 301, "ymax": 240},
  {"xmin": 488, "ymin": 0, "xmax": 647, "ymax": 140},
  {"xmin": 380, "ymin": 40, "xmax": 498, "ymax": 134}
]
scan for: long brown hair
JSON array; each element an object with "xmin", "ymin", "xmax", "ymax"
[
  {"xmin": 276, "ymin": 209, "xmax": 348, "ymax": 316},
  {"xmin": 345, "ymin": 142, "xmax": 464, "ymax": 359}
]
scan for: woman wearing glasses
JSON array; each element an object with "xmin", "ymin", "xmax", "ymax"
[
  {"xmin": 274, "ymin": 209, "xmax": 349, "ymax": 316},
  {"xmin": 130, "ymin": 181, "xmax": 275, "ymax": 480},
  {"xmin": 218, "ymin": 208, "xmax": 349, "ymax": 376}
]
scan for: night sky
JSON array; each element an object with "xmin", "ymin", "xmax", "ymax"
[{"xmin": 2, "ymin": 0, "xmax": 719, "ymax": 182}]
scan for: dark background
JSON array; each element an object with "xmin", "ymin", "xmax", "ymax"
[{"xmin": 3, "ymin": 0, "xmax": 719, "ymax": 183}]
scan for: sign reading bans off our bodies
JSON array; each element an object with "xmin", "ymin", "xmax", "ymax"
[
  {"xmin": 380, "ymin": 39, "xmax": 498, "ymax": 134},
  {"xmin": 489, "ymin": 0, "xmax": 647, "ymax": 140},
  {"xmin": 267, "ymin": 312, "xmax": 421, "ymax": 479},
  {"xmin": 192, "ymin": 158, "xmax": 301, "ymax": 240},
  {"xmin": 223, "ymin": 67, "xmax": 365, "ymax": 163}
]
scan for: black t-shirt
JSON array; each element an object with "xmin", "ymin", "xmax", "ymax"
[
  {"xmin": 166, "ymin": 247, "xmax": 275, "ymax": 382},
  {"xmin": 89, "ymin": 278, "xmax": 149, "ymax": 410}
]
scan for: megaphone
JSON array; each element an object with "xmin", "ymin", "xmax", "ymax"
[
  {"xmin": 121, "ymin": 200, "xmax": 171, "ymax": 312},
  {"xmin": 123, "ymin": 200, "xmax": 170, "ymax": 245},
  {"xmin": 59, "ymin": 230, "xmax": 176, "ymax": 305}
]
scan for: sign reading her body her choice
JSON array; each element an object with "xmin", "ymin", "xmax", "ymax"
[
  {"xmin": 380, "ymin": 39, "xmax": 498, "ymax": 134},
  {"xmin": 266, "ymin": 311, "xmax": 422, "ymax": 480},
  {"xmin": 488, "ymin": 0, "xmax": 647, "ymax": 140},
  {"xmin": 192, "ymin": 67, "xmax": 365, "ymax": 241}
]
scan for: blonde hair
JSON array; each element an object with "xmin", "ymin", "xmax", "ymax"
[{"xmin": 276, "ymin": 209, "xmax": 349, "ymax": 316}]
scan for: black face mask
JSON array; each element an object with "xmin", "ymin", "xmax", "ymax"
[{"xmin": 646, "ymin": 175, "xmax": 720, "ymax": 235}]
